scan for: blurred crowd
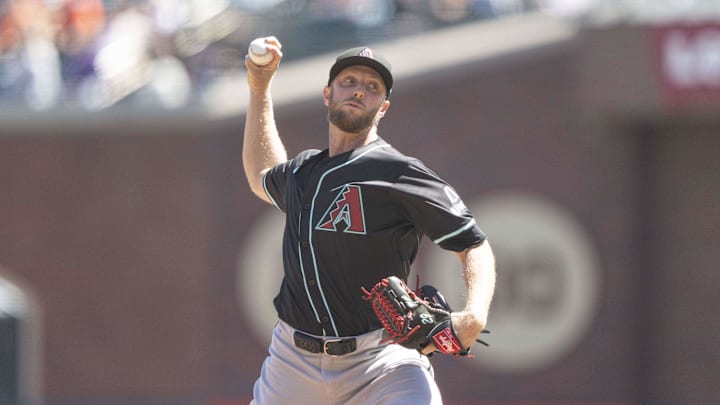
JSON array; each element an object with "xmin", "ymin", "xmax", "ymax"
[{"xmin": 0, "ymin": 0, "xmax": 551, "ymax": 111}]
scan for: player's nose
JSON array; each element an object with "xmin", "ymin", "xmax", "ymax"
[{"xmin": 353, "ymin": 90, "xmax": 364, "ymax": 99}]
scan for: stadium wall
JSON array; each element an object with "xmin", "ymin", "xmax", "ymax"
[{"xmin": 0, "ymin": 18, "xmax": 718, "ymax": 405}]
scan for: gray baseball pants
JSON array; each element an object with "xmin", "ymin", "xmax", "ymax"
[{"xmin": 251, "ymin": 320, "xmax": 443, "ymax": 405}]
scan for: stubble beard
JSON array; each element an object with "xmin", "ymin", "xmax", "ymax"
[{"xmin": 327, "ymin": 94, "xmax": 382, "ymax": 134}]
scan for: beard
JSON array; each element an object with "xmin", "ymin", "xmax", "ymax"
[{"xmin": 327, "ymin": 92, "xmax": 383, "ymax": 133}]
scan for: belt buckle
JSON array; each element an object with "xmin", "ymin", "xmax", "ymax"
[{"xmin": 323, "ymin": 338, "xmax": 343, "ymax": 356}]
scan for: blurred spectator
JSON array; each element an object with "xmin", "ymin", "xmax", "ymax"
[
  {"xmin": 0, "ymin": 0, "xmax": 62, "ymax": 110},
  {"xmin": 75, "ymin": 0, "xmax": 152, "ymax": 108},
  {"xmin": 430, "ymin": 0, "xmax": 474, "ymax": 23},
  {"xmin": 0, "ymin": 0, "xmax": 544, "ymax": 111},
  {"xmin": 344, "ymin": 0, "xmax": 395, "ymax": 28},
  {"xmin": 77, "ymin": 0, "xmax": 191, "ymax": 109},
  {"xmin": 54, "ymin": 0, "xmax": 106, "ymax": 96},
  {"xmin": 536, "ymin": 0, "xmax": 597, "ymax": 17}
]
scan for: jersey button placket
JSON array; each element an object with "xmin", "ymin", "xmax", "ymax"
[
  {"xmin": 300, "ymin": 198, "xmax": 311, "ymax": 249},
  {"xmin": 299, "ymin": 193, "xmax": 326, "ymax": 333}
]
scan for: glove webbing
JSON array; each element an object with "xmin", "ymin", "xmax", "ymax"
[
  {"xmin": 362, "ymin": 278, "xmax": 426, "ymax": 345},
  {"xmin": 362, "ymin": 277, "xmax": 491, "ymax": 354}
]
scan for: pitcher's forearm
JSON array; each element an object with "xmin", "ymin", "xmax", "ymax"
[
  {"xmin": 448, "ymin": 241, "xmax": 496, "ymax": 349},
  {"xmin": 242, "ymin": 36, "xmax": 286, "ymax": 203},
  {"xmin": 243, "ymin": 89, "xmax": 287, "ymax": 201},
  {"xmin": 461, "ymin": 241, "xmax": 496, "ymax": 324}
]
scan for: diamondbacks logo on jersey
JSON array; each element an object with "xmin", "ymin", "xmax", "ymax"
[{"xmin": 316, "ymin": 185, "xmax": 367, "ymax": 234}]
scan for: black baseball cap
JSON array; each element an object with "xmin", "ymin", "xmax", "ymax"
[{"xmin": 328, "ymin": 47, "xmax": 393, "ymax": 97}]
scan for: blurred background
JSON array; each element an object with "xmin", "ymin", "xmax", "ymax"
[
  {"xmin": 1, "ymin": 0, "xmax": 719, "ymax": 404},
  {"xmin": 0, "ymin": 0, "xmax": 584, "ymax": 112}
]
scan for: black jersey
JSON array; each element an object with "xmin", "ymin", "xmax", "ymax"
[{"xmin": 262, "ymin": 138, "xmax": 486, "ymax": 337}]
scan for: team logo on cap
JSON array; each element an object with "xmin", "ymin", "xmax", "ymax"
[{"xmin": 359, "ymin": 48, "xmax": 375, "ymax": 59}]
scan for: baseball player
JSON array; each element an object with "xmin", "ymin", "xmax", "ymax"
[{"xmin": 243, "ymin": 36, "xmax": 496, "ymax": 405}]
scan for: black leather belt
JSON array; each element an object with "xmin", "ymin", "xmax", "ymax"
[{"xmin": 293, "ymin": 331, "xmax": 357, "ymax": 356}]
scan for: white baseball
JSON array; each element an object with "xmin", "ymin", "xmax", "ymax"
[{"xmin": 248, "ymin": 38, "xmax": 273, "ymax": 66}]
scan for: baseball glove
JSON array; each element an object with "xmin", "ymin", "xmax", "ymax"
[{"xmin": 361, "ymin": 276, "xmax": 489, "ymax": 356}]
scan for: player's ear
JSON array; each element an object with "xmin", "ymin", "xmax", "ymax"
[
  {"xmin": 322, "ymin": 86, "xmax": 330, "ymax": 106},
  {"xmin": 379, "ymin": 99, "xmax": 390, "ymax": 115}
]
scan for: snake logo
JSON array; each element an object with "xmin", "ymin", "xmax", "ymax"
[{"xmin": 316, "ymin": 184, "xmax": 367, "ymax": 234}]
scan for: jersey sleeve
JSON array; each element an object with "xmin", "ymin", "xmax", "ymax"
[
  {"xmin": 262, "ymin": 149, "xmax": 321, "ymax": 212},
  {"xmin": 262, "ymin": 161, "xmax": 291, "ymax": 211},
  {"xmin": 396, "ymin": 159, "xmax": 486, "ymax": 252}
]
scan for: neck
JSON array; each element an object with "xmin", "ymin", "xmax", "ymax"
[{"xmin": 328, "ymin": 126, "xmax": 378, "ymax": 157}]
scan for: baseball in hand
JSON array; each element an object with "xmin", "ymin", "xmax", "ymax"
[{"xmin": 248, "ymin": 38, "xmax": 273, "ymax": 66}]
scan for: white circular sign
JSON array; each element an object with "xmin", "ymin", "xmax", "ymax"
[
  {"xmin": 422, "ymin": 191, "xmax": 601, "ymax": 374},
  {"xmin": 237, "ymin": 209, "xmax": 285, "ymax": 346}
]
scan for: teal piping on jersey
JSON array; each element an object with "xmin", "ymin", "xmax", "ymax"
[
  {"xmin": 298, "ymin": 235, "xmax": 323, "ymax": 327},
  {"xmin": 262, "ymin": 173, "xmax": 281, "ymax": 210},
  {"xmin": 433, "ymin": 218, "xmax": 476, "ymax": 245},
  {"xmin": 262, "ymin": 171, "xmax": 325, "ymax": 329},
  {"xmin": 307, "ymin": 143, "xmax": 391, "ymax": 337}
]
